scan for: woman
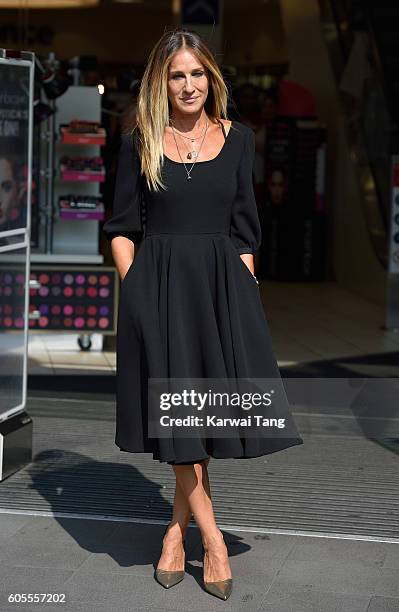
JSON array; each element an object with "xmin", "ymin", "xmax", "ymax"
[
  {"xmin": 0, "ymin": 150, "xmax": 26, "ymax": 232},
  {"xmin": 103, "ymin": 28, "xmax": 303, "ymax": 601}
]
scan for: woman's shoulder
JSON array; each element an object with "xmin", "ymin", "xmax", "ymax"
[
  {"xmin": 119, "ymin": 130, "xmax": 141, "ymax": 161},
  {"xmin": 229, "ymin": 120, "xmax": 254, "ymax": 145},
  {"xmin": 230, "ymin": 119, "xmax": 252, "ymax": 134}
]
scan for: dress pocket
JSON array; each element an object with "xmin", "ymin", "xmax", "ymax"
[
  {"xmin": 235, "ymin": 251, "xmax": 259, "ymax": 286},
  {"xmin": 227, "ymin": 239, "xmax": 258, "ymax": 285},
  {"xmin": 120, "ymin": 244, "xmax": 143, "ymax": 288},
  {"xmin": 121, "ymin": 261, "xmax": 135, "ymax": 287}
]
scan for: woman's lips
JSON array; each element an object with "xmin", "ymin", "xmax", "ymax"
[{"xmin": 182, "ymin": 97, "xmax": 198, "ymax": 103}]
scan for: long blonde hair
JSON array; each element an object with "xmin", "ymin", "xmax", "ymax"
[{"xmin": 131, "ymin": 27, "xmax": 234, "ymax": 192}]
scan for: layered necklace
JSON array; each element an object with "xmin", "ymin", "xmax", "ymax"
[{"xmin": 169, "ymin": 116, "xmax": 209, "ymax": 180}]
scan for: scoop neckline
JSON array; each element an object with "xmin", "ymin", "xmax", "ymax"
[{"xmin": 163, "ymin": 120, "xmax": 234, "ymax": 165}]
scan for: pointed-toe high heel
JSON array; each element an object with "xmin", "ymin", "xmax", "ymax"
[
  {"xmin": 154, "ymin": 568, "xmax": 185, "ymax": 589},
  {"xmin": 202, "ymin": 540, "xmax": 233, "ymax": 601},
  {"xmin": 204, "ymin": 576, "xmax": 233, "ymax": 601},
  {"xmin": 154, "ymin": 522, "xmax": 186, "ymax": 589}
]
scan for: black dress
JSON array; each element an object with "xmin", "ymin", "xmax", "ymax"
[{"xmin": 103, "ymin": 119, "xmax": 303, "ymax": 464}]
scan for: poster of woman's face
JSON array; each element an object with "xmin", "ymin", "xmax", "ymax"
[
  {"xmin": 267, "ymin": 168, "xmax": 288, "ymax": 206},
  {"xmin": 0, "ymin": 153, "xmax": 27, "ymax": 231}
]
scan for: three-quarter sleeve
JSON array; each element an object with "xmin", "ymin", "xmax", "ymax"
[
  {"xmin": 103, "ymin": 133, "xmax": 144, "ymax": 244},
  {"xmin": 230, "ymin": 127, "xmax": 262, "ymax": 254}
]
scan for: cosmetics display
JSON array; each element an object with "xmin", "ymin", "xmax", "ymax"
[
  {"xmin": 59, "ymin": 155, "xmax": 105, "ymax": 182},
  {"xmin": 60, "ymin": 119, "xmax": 106, "ymax": 146},
  {"xmin": 0, "ymin": 266, "xmax": 118, "ymax": 334},
  {"xmin": 30, "ymin": 86, "xmax": 113, "ymax": 342},
  {"xmin": 59, "ymin": 195, "xmax": 105, "ymax": 220}
]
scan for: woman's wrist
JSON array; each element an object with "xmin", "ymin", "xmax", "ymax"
[{"xmin": 117, "ymin": 258, "xmax": 134, "ymax": 282}]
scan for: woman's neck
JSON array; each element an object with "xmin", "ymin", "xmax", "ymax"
[{"xmin": 169, "ymin": 109, "xmax": 209, "ymax": 134}]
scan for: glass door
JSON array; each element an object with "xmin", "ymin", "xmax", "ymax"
[{"xmin": 0, "ymin": 53, "xmax": 35, "ymax": 421}]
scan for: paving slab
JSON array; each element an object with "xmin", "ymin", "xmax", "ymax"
[
  {"xmin": 1, "ymin": 513, "xmax": 398, "ymax": 611},
  {"xmin": 366, "ymin": 596, "xmax": 399, "ymax": 611},
  {"xmin": 258, "ymin": 584, "xmax": 370, "ymax": 611}
]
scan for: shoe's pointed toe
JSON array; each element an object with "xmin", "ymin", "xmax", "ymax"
[
  {"xmin": 204, "ymin": 578, "xmax": 233, "ymax": 600},
  {"xmin": 155, "ymin": 569, "xmax": 185, "ymax": 589}
]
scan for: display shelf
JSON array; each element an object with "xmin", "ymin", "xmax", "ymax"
[
  {"xmin": 58, "ymin": 194, "xmax": 104, "ymax": 221},
  {"xmin": 0, "ymin": 265, "xmax": 118, "ymax": 335},
  {"xmin": 49, "ymin": 86, "xmax": 105, "ymax": 261},
  {"xmin": 59, "ymin": 206, "xmax": 104, "ymax": 221},
  {"xmin": 59, "ymin": 169, "xmax": 105, "ymax": 182},
  {"xmin": 1, "ymin": 253, "xmax": 104, "ymax": 264},
  {"xmin": 60, "ymin": 125, "xmax": 106, "ymax": 146},
  {"xmin": 33, "ymin": 87, "xmax": 112, "ymax": 348},
  {"xmin": 30, "ymin": 253, "xmax": 104, "ymax": 264}
]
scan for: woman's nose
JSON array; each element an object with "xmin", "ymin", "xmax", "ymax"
[{"xmin": 183, "ymin": 78, "xmax": 195, "ymax": 92}]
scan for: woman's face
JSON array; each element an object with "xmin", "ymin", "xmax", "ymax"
[
  {"xmin": 269, "ymin": 169, "xmax": 286, "ymax": 205},
  {"xmin": 167, "ymin": 49, "xmax": 209, "ymax": 117},
  {"xmin": 0, "ymin": 157, "xmax": 18, "ymax": 227}
]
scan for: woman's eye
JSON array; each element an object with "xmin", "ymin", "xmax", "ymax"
[
  {"xmin": 172, "ymin": 72, "xmax": 204, "ymax": 79},
  {"xmin": 1, "ymin": 181, "xmax": 14, "ymax": 193}
]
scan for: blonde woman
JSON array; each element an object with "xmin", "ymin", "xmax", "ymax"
[{"xmin": 103, "ymin": 28, "xmax": 303, "ymax": 602}]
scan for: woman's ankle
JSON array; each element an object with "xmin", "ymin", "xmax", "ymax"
[
  {"xmin": 202, "ymin": 528, "xmax": 224, "ymax": 550},
  {"xmin": 166, "ymin": 520, "xmax": 188, "ymax": 542}
]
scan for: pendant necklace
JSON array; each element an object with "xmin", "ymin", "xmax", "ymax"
[
  {"xmin": 170, "ymin": 118, "xmax": 209, "ymax": 180},
  {"xmin": 170, "ymin": 117, "xmax": 207, "ymax": 160}
]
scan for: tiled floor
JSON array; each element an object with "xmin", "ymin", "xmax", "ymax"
[
  {"xmin": 27, "ymin": 333, "xmax": 115, "ymax": 376},
  {"xmin": 26, "ymin": 280, "xmax": 399, "ymax": 375},
  {"xmin": 0, "ymin": 514, "xmax": 398, "ymax": 611}
]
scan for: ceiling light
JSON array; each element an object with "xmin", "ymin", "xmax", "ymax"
[{"xmin": 0, "ymin": 0, "xmax": 99, "ymax": 8}]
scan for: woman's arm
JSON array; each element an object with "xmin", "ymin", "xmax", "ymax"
[
  {"xmin": 230, "ymin": 127, "xmax": 262, "ymax": 280},
  {"xmin": 110, "ymin": 235, "xmax": 135, "ymax": 281},
  {"xmin": 103, "ymin": 133, "xmax": 144, "ymax": 280}
]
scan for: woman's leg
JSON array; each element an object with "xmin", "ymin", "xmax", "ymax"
[
  {"xmin": 156, "ymin": 476, "xmax": 192, "ymax": 571},
  {"xmin": 156, "ymin": 458, "xmax": 212, "ymax": 571},
  {"xmin": 172, "ymin": 459, "xmax": 232, "ymax": 583}
]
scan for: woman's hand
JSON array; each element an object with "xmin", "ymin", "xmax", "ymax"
[
  {"xmin": 240, "ymin": 253, "xmax": 255, "ymax": 275},
  {"xmin": 240, "ymin": 253, "xmax": 259, "ymax": 285},
  {"xmin": 110, "ymin": 235, "xmax": 135, "ymax": 281}
]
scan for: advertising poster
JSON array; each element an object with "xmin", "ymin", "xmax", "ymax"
[
  {"xmin": 260, "ymin": 117, "xmax": 328, "ymax": 280},
  {"xmin": 389, "ymin": 167, "xmax": 399, "ymax": 275},
  {"xmin": 0, "ymin": 62, "xmax": 33, "ymax": 242}
]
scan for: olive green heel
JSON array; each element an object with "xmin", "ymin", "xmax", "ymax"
[
  {"xmin": 202, "ymin": 540, "xmax": 233, "ymax": 601},
  {"xmin": 154, "ymin": 522, "xmax": 186, "ymax": 589},
  {"xmin": 204, "ymin": 577, "xmax": 233, "ymax": 600},
  {"xmin": 154, "ymin": 568, "xmax": 185, "ymax": 589}
]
